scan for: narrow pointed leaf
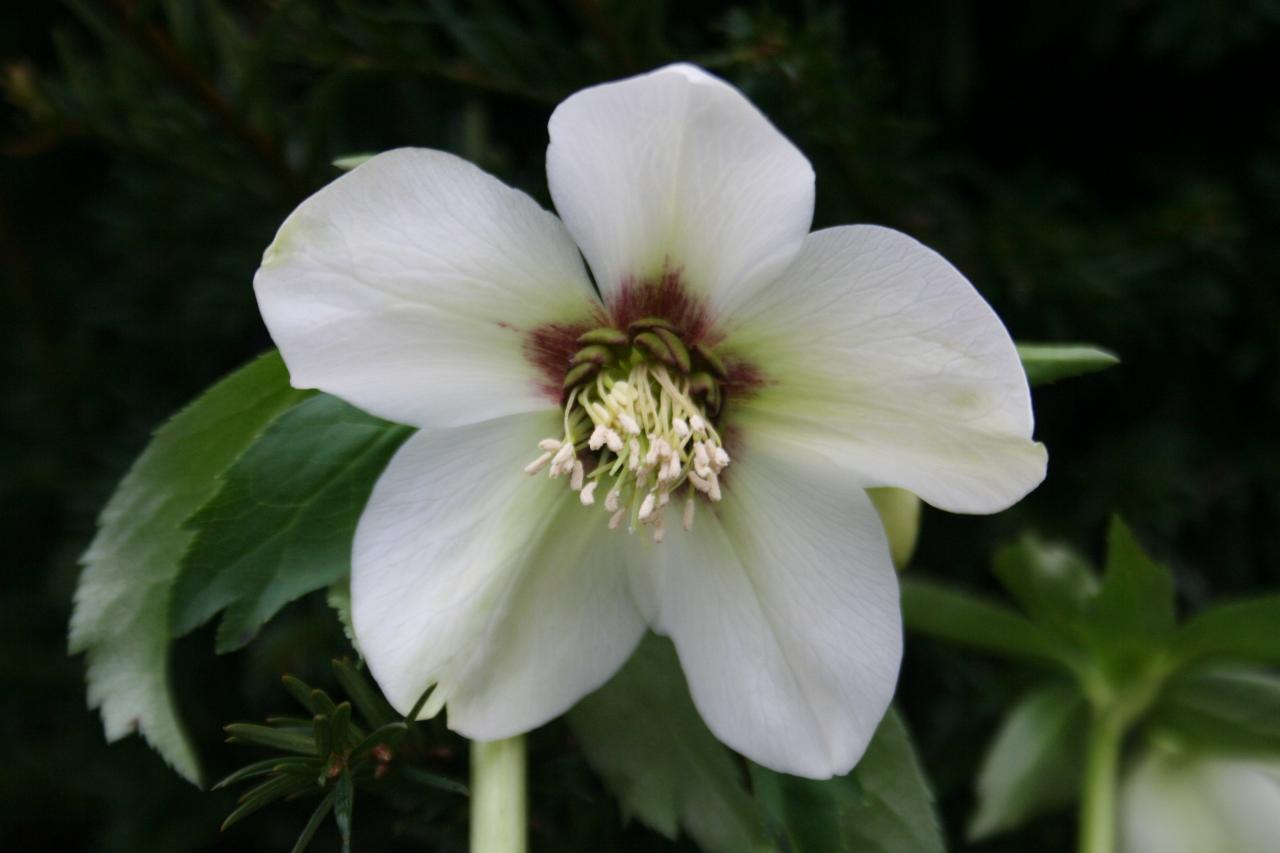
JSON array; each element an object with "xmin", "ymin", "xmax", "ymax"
[
  {"xmin": 171, "ymin": 394, "xmax": 413, "ymax": 652},
  {"xmin": 223, "ymin": 774, "xmax": 308, "ymax": 830},
  {"xmin": 1148, "ymin": 668, "xmax": 1280, "ymax": 756},
  {"xmin": 214, "ymin": 757, "xmax": 294, "ymax": 790},
  {"xmin": 69, "ymin": 351, "xmax": 307, "ymax": 785},
  {"xmin": 291, "ymin": 788, "xmax": 337, "ymax": 853},
  {"xmin": 1017, "ymin": 343, "xmax": 1119, "ymax": 386},
  {"xmin": 332, "ymin": 658, "xmax": 397, "ymax": 729},
  {"xmin": 969, "ymin": 684, "xmax": 1088, "ymax": 840},
  {"xmin": 225, "ymin": 723, "xmax": 317, "ymax": 755},
  {"xmin": 282, "ymin": 676, "xmax": 317, "ymax": 714},
  {"xmin": 334, "ymin": 771, "xmax": 355, "ymax": 853},
  {"xmin": 402, "ymin": 767, "xmax": 470, "ymax": 796},
  {"xmin": 1172, "ymin": 595, "xmax": 1280, "ymax": 667},
  {"xmin": 567, "ymin": 634, "xmax": 767, "ymax": 853},
  {"xmin": 900, "ymin": 577, "xmax": 1066, "ymax": 665}
]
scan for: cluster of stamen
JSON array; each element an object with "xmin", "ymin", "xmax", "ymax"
[{"xmin": 524, "ymin": 318, "xmax": 730, "ymax": 543}]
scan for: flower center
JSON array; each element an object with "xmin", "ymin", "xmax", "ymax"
[{"xmin": 524, "ymin": 318, "xmax": 730, "ymax": 542}]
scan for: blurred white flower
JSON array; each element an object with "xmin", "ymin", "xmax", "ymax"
[
  {"xmin": 254, "ymin": 64, "xmax": 1045, "ymax": 778},
  {"xmin": 1123, "ymin": 745, "xmax": 1280, "ymax": 853}
]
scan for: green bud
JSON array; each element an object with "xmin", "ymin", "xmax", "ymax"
[{"xmin": 867, "ymin": 487, "xmax": 921, "ymax": 570}]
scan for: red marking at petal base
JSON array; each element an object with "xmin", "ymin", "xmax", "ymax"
[
  {"xmin": 522, "ymin": 319, "xmax": 594, "ymax": 403},
  {"xmin": 609, "ymin": 267, "xmax": 717, "ymax": 345}
]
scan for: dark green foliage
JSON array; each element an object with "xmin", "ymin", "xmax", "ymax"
[
  {"xmin": 171, "ymin": 394, "xmax": 413, "ymax": 653},
  {"xmin": 5, "ymin": 1, "xmax": 1278, "ymax": 851},
  {"xmin": 905, "ymin": 519, "xmax": 1280, "ymax": 842},
  {"xmin": 751, "ymin": 710, "xmax": 944, "ymax": 853},
  {"xmin": 218, "ymin": 659, "xmax": 464, "ymax": 853}
]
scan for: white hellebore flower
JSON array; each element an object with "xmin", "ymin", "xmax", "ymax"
[
  {"xmin": 1122, "ymin": 746, "xmax": 1280, "ymax": 853},
  {"xmin": 254, "ymin": 64, "xmax": 1046, "ymax": 779}
]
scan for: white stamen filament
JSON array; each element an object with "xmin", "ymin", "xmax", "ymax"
[{"xmin": 525, "ymin": 359, "xmax": 730, "ymax": 542}]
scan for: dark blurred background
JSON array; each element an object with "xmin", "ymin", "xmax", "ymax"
[{"xmin": 3, "ymin": 1, "xmax": 1277, "ymax": 850}]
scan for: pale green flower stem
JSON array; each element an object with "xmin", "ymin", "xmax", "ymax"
[
  {"xmin": 470, "ymin": 736, "xmax": 527, "ymax": 853},
  {"xmin": 1079, "ymin": 712, "xmax": 1124, "ymax": 853}
]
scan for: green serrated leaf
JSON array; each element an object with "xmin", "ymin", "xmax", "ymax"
[
  {"xmin": 750, "ymin": 709, "xmax": 944, "ymax": 853},
  {"xmin": 1091, "ymin": 516, "xmax": 1176, "ymax": 646},
  {"xmin": 1149, "ymin": 668, "xmax": 1280, "ymax": 757},
  {"xmin": 328, "ymin": 578, "xmax": 360, "ymax": 656},
  {"xmin": 69, "ymin": 351, "xmax": 307, "ymax": 785},
  {"xmin": 900, "ymin": 577, "xmax": 1066, "ymax": 666},
  {"xmin": 1017, "ymin": 343, "xmax": 1119, "ymax": 386},
  {"xmin": 969, "ymin": 684, "xmax": 1088, "ymax": 840},
  {"xmin": 170, "ymin": 394, "xmax": 413, "ymax": 652},
  {"xmin": 567, "ymin": 634, "xmax": 767, "ymax": 853},
  {"xmin": 1172, "ymin": 595, "xmax": 1280, "ymax": 667}
]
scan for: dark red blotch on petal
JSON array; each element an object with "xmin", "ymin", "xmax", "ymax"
[{"xmin": 608, "ymin": 267, "xmax": 716, "ymax": 346}]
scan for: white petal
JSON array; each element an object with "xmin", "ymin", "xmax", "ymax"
[
  {"xmin": 640, "ymin": 434, "xmax": 902, "ymax": 778},
  {"xmin": 352, "ymin": 412, "xmax": 646, "ymax": 739},
  {"xmin": 255, "ymin": 149, "xmax": 599, "ymax": 430},
  {"xmin": 1122, "ymin": 749, "xmax": 1280, "ymax": 853},
  {"xmin": 727, "ymin": 225, "xmax": 1046, "ymax": 514},
  {"xmin": 547, "ymin": 64, "xmax": 814, "ymax": 326}
]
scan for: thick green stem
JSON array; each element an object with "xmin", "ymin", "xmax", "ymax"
[
  {"xmin": 1078, "ymin": 714, "xmax": 1123, "ymax": 853},
  {"xmin": 470, "ymin": 736, "xmax": 527, "ymax": 853}
]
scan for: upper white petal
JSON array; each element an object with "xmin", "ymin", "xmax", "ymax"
[
  {"xmin": 1122, "ymin": 748, "xmax": 1280, "ymax": 853},
  {"xmin": 727, "ymin": 225, "xmax": 1046, "ymax": 514},
  {"xmin": 254, "ymin": 148, "xmax": 599, "ymax": 430},
  {"xmin": 639, "ymin": 434, "xmax": 902, "ymax": 779},
  {"xmin": 547, "ymin": 64, "xmax": 814, "ymax": 325},
  {"xmin": 351, "ymin": 412, "xmax": 645, "ymax": 739}
]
